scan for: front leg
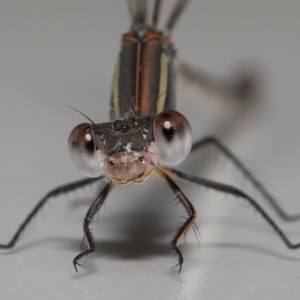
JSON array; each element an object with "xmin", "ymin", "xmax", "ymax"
[
  {"xmin": 73, "ymin": 180, "xmax": 112, "ymax": 272},
  {"xmin": 162, "ymin": 173, "xmax": 197, "ymax": 273},
  {"xmin": 168, "ymin": 168, "xmax": 300, "ymax": 251},
  {"xmin": 0, "ymin": 177, "xmax": 101, "ymax": 250}
]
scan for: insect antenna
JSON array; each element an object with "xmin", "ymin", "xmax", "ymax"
[
  {"xmin": 65, "ymin": 105, "xmax": 96, "ymax": 125},
  {"xmin": 147, "ymin": 91, "xmax": 165, "ymax": 118}
]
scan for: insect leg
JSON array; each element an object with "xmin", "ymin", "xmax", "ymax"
[
  {"xmin": 191, "ymin": 136, "xmax": 300, "ymax": 221},
  {"xmin": 161, "ymin": 172, "xmax": 197, "ymax": 273},
  {"xmin": 0, "ymin": 177, "xmax": 102, "ymax": 249},
  {"xmin": 73, "ymin": 180, "xmax": 112, "ymax": 272},
  {"xmin": 167, "ymin": 168, "xmax": 300, "ymax": 250},
  {"xmin": 151, "ymin": 0, "xmax": 162, "ymax": 29}
]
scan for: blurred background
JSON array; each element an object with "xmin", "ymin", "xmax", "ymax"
[{"xmin": 0, "ymin": 1, "xmax": 300, "ymax": 299}]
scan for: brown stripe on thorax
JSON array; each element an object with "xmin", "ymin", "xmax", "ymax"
[{"xmin": 111, "ymin": 29, "xmax": 176, "ymax": 119}]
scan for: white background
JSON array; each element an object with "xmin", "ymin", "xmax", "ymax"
[{"xmin": 0, "ymin": 1, "xmax": 300, "ymax": 299}]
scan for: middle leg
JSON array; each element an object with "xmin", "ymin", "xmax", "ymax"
[
  {"xmin": 161, "ymin": 171, "xmax": 197, "ymax": 273},
  {"xmin": 191, "ymin": 136, "xmax": 300, "ymax": 221},
  {"xmin": 73, "ymin": 180, "xmax": 112, "ymax": 272}
]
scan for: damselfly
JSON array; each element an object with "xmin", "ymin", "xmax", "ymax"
[{"xmin": 1, "ymin": 0, "xmax": 300, "ymax": 274}]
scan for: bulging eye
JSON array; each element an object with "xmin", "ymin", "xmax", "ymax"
[
  {"xmin": 153, "ymin": 110, "xmax": 192, "ymax": 166},
  {"xmin": 68, "ymin": 123, "xmax": 103, "ymax": 177}
]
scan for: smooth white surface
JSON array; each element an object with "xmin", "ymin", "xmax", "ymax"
[{"xmin": 0, "ymin": 1, "xmax": 300, "ymax": 299}]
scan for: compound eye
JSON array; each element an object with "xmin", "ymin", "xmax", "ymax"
[
  {"xmin": 68, "ymin": 123, "xmax": 103, "ymax": 177},
  {"xmin": 153, "ymin": 110, "xmax": 192, "ymax": 166}
]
